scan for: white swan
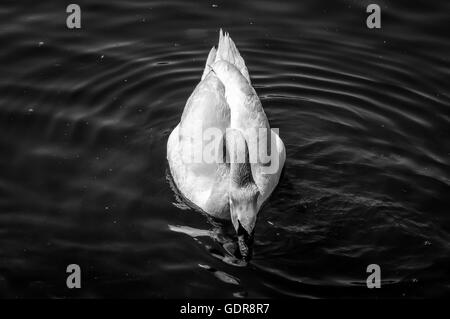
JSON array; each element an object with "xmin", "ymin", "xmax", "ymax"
[{"xmin": 167, "ymin": 30, "xmax": 286, "ymax": 256}]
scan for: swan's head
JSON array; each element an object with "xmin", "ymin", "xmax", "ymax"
[
  {"xmin": 225, "ymin": 128, "xmax": 260, "ymax": 259},
  {"xmin": 229, "ymin": 181, "xmax": 259, "ymax": 259}
]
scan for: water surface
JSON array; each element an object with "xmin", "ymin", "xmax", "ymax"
[{"xmin": 0, "ymin": 0, "xmax": 449, "ymax": 298}]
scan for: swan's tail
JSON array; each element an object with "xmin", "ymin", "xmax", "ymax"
[{"xmin": 201, "ymin": 29, "xmax": 251, "ymax": 83}]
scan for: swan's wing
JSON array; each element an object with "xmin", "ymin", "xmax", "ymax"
[
  {"xmin": 255, "ymin": 129, "xmax": 286, "ymax": 208},
  {"xmin": 180, "ymin": 73, "xmax": 230, "ymax": 142},
  {"xmin": 201, "ymin": 47, "xmax": 217, "ymax": 81},
  {"xmin": 211, "ymin": 60, "xmax": 268, "ymax": 130},
  {"xmin": 168, "ymin": 73, "xmax": 231, "ymax": 214},
  {"xmin": 208, "ymin": 32, "xmax": 285, "ymax": 208}
]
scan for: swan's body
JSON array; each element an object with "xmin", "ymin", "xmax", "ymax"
[{"xmin": 167, "ymin": 30, "xmax": 285, "ymax": 251}]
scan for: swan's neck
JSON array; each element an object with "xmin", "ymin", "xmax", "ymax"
[
  {"xmin": 225, "ymin": 128, "xmax": 257, "ymax": 190},
  {"xmin": 230, "ymin": 161, "xmax": 253, "ymax": 188}
]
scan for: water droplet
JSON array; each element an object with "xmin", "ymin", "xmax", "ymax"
[
  {"xmin": 214, "ymin": 271, "xmax": 240, "ymax": 285},
  {"xmin": 198, "ymin": 264, "xmax": 210, "ymax": 270},
  {"xmin": 233, "ymin": 291, "xmax": 248, "ymax": 298}
]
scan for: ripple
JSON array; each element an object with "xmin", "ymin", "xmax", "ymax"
[{"xmin": 0, "ymin": 0, "xmax": 449, "ymax": 298}]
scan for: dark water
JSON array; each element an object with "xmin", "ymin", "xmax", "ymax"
[{"xmin": 0, "ymin": 0, "xmax": 449, "ymax": 298}]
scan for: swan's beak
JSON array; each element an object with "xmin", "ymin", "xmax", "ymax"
[
  {"xmin": 236, "ymin": 221, "xmax": 253, "ymax": 260},
  {"xmin": 230, "ymin": 206, "xmax": 256, "ymax": 260},
  {"xmin": 229, "ymin": 186, "xmax": 259, "ymax": 260}
]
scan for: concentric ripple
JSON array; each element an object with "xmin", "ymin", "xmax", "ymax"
[{"xmin": 0, "ymin": 0, "xmax": 449, "ymax": 298}]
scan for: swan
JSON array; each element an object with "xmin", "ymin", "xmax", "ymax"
[{"xmin": 167, "ymin": 30, "xmax": 286, "ymax": 257}]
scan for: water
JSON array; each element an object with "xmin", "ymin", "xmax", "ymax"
[{"xmin": 0, "ymin": 0, "xmax": 449, "ymax": 298}]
